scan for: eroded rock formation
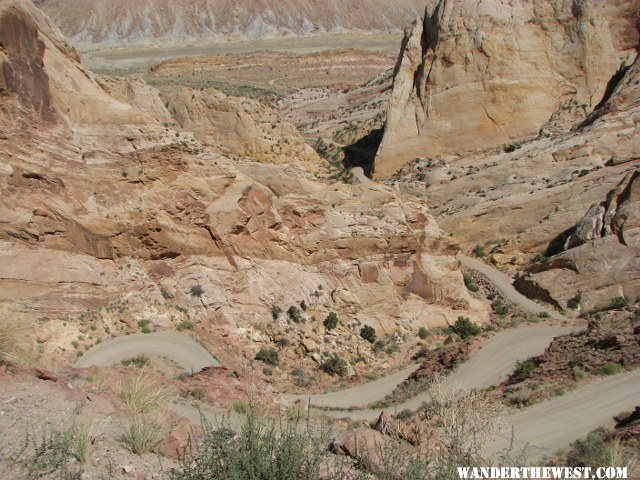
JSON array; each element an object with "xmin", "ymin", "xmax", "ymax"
[{"xmin": 375, "ymin": 0, "xmax": 638, "ymax": 178}]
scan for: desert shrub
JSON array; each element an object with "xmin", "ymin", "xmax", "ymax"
[
  {"xmin": 515, "ymin": 359, "xmax": 537, "ymax": 379},
  {"xmin": 121, "ymin": 354, "xmax": 150, "ymax": 368},
  {"xmin": 171, "ymin": 412, "xmax": 344, "ymax": 480},
  {"xmin": 299, "ymin": 300, "xmax": 307, "ymax": 311},
  {"xmin": 271, "ymin": 306, "xmax": 282, "ymax": 320},
  {"xmin": 287, "ymin": 306, "xmax": 302, "ymax": 323},
  {"xmin": 492, "ymin": 299, "xmax": 509, "ymax": 316},
  {"xmin": 0, "ymin": 312, "xmax": 28, "ymax": 364},
  {"xmin": 472, "ymin": 245, "xmax": 487, "ymax": 257},
  {"xmin": 609, "ymin": 296, "xmax": 630, "ymax": 310},
  {"xmin": 70, "ymin": 416, "xmax": 95, "ymax": 464},
  {"xmin": 567, "ymin": 292, "xmax": 582, "ymax": 310},
  {"xmin": 463, "ymin": 274, "xmax": 480, "ymax": 293},
  {"xmin": 177, "ymin": 320, "xmax": 194, "ymax": 331},
  {"xmin": 595, "ymin": 362, "xmax": 622, "ymax": 376},
  {"xmin": 323, "ymin": 312, "xmax": 339, "ymax": 331},
  {"xmin": 414, "ymin": 346, "xmax": 430, "ymax": 359},
  {"xmin": 119, "ymin": 371, "xmax": 174, "ymax": 413},
  {"xmin": 322, "ymin": 354, "xmax": 350, "ymax": 376},
  {"xmin": 566, "ymin": 428, "xmax": 638, "ymax": 472},
  {"xmin": 418, "ymin": 327, "xmax": 429, "ymax": 340},
  {"xmin": 233, "ymin": 402, "xmax": 250, "ymax": 414},
  {"xmin": 255, "ymin": 348, "xmax": 280, "ymax": 366},
  {"xmin": 360, "ymin": 325, "xmax": 377, "ymax": 343},
  {"xmin": 18, "ymin": 425, "xmax": 74, "ymax": 478},
  {"xmin": 451, "ymin": 316, "xmax": 481, "ymax": 339},
  {"xmin": 537, "ymin": 311, "xmax": 550, "ymax": 319},
  {"xmin": 190, "ymin": 285, "xmax": 205, "ymax": 297},
  {"xmin": 121, "ymin": 416, "xmax": 167, "ymax": 454},
  {"xmin": 191, "ymin": 387, "xmax": 206, "ymax": 400},
  {"xmin": 263, "ymin": 367, "xmax": 273, "ymax": 376},
  {"xmin": 572, "ymin": 367, "xmax": 587, "ymax": 381}
]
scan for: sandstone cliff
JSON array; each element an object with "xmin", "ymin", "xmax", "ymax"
[
  {"xmin": 160, "ymin": 86, "xmax": 322, "ymax": 170},
  {"xmin": 375, "ymin": 0, "xmax": 638, "ymax": 178},
  {"xmin": 515, "ymin": 168, "xmax": 640, "ymax": 310}
]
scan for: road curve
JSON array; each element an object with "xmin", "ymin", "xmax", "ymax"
[
  {"xmin": 457, "ymin": 253, "xmax": 569, "ymax": 322},
  {"xmin": 485, "ymin": 369, "xmax": 640, "ymax": 461},
  {"xmin": 75, "ymin": 331, "xmax": 220, "ymax": 372},
  {"xmin": 300, "ymin": 325, "xmax": 573, "ymax": 417}
]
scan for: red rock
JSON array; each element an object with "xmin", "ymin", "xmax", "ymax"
[
  {"xmin": 34, "ymin": 368, "xmax": 58, "ymax": 382},
  {"xmin": 156, "ymin": 421, "xmax": 204, "ymax": 459}
]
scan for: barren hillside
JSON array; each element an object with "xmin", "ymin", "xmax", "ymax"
[{"xmin": 36, "ymin": 0, "xmax": 431, "ymax": 46}]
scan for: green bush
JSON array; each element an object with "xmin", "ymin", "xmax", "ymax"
[
  {"xmin": 177, "ymin": 320, "xmax": 194, "ymax": 331},
  {"xmin": 567, "ymin": 292, "xmax": 582, "ymax": 310},
  {"xmin": 191, "ymin": 387, "xmax": 205, "ymax": 400},
  {"xmin": 322, "ymin": 355, "xmax": 351, "ymax": 376},
  {"xmin": 418, "ymin": 327, "xmax": 429, "ymax": 340},
  {"xmin": 537, "ymin": 311, "xmax": 550, "ymax": 319},
  {"xmin": 492, "ymin": 299, "xmax": 509, "ymax": 316},
  {"xmin": 121, "ymin": 355, "xmax": 150, "ymax": 368},
  {"xmin": 572, "ymin": 367, "xmax": 587, "ymax": 381},
  {"xmin": 287, "ymin": 306, "xmax": 303, "ymax": 323},
  {"xmin": 190, "ymin": 285, "xmax": 205, "ymax": 297},
  {"xmin": 566, "ymin": 428, "xmax": 638, "ymax": 470},
  {"xmin": 360, "ymin": 325, "xmax": 377, "ymax": 344},
  {"xmin": 255, "ymin": 348, "xmax": 280, "ymax": 366},
  {"xmin": 451, "ymin": 316, "xmax": 481, "ymax": 339},
  {"xmin": 463, "ymin": 274, "xmax": 480, "ymax": 293},
  {"xmin": 171, "ymin": 412, "xmax": 341, "ymax": 480},
  {"xmin": 472, "ymin": 245, "xmax": 487, "ymax": 258},
  {"xmin": 595, "ymin": 362, "xmax": 622, "ymax": 376},
  {"xmin": 323, "ymin": 312, "xmax": 339, "ymax": 331},
  {"xmin": 609, "ymin": 296, "xmax": 630, "ymax": 310},
  {"xmin": 515, "ymin": 359, "xmax": 537, "ymax": 379}
]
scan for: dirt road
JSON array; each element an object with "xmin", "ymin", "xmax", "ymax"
[
  {"xmin": 75, "ymin": 331, "xmax": 220, "ymax": 372},
  {"xmin": 486, "ymin": 369, "xmax": 640, "ymax": 461},
  {"xmin": 296, "ymin": 325, "xmax": 573, "ymax": 415},
  {"xmin": 457, "ymin": 253, "xmax": 569, "ymax": 322}
]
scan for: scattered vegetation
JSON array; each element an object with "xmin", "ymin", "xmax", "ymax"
[
  {"xmin": 287, "ymin": 306, "xmax": 303, "ymax": 323},
  {"xmin": 567, "ymin": 292, "xmax": 582, "ymax": 310},
  {"xmin": 463, "ymin": 273, "xmax": 480, "ymax": 293},
  {"xmin": 472, "ymin": 245, "xmax": 487, "ymax": 258},
  {"xmin": 122, "ymin": 416, "xmax": 167, "ymax": 454},
  {"xmin": 0, "ymin": 311, "xmax": 28, "ymax": 364},
  {"xmin": 255, "ymin": 348, "xmax": 280, "ymax": 366},
  {"xmin": 595, "ymin": 362, "xmax": 623, "ymax": 376},
  {"xmin": 418, "ymin": 327, "xmax": 429, "ymax": 340},
  {"xmin": 177, "ymin": 320, "xmax": 194, "ymax": 331},
  {"xmin": 514, "ymin": 359, "xmax": 537, "ymax": 379},
  {"xmin": 121, "ymin": 354, "xmax": 150, "ymax": 368},
  {"xmin": 359, "ymin": 325, "xmax": 377, "ymax": 344},
  {"xmin": 450, "ymin": 316, "xmax": 481, "ymax": 339},
  {"xmin": 323, "ymin": 312, "xmax": 339, "ymax": 331},
  {"xmin": 190, "ymin": 285, "xmax": 205, "ymax": 297},
  {"xmin": 563, "ymin": 428, "xmax": 638, "ymax": 474},
  {"xmin": 491, "ymin": 299, "xmax": 509, "ymax": 316},
  {"xmin": 322, "ymin": 354, "xmax": 350, "ymax": 376},
  {"xmin": 119, "ymin": 371, "xmax": 174, "ymax": 414}
]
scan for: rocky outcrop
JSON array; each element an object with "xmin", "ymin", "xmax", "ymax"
[
  {"xmin": 375, "ymin": 0, "xmax": 636, "ymax": 178},
  {"xmin": 0, "ymin": 0, "xmax": 173, "ymax": 161},
  {"xmin": 515, "ymin": 169, "xmax": 640, "ymax": 310},
  {"xmin": 161, "ymin": 86, "xmax": 322, "ymax": 170},
  {"xmin": 0, "ymin": 0, "xmax": 488, "ymax": 375}
]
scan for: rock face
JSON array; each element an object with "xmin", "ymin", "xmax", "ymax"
[
  {"xmin": 35, "ymin": 0, "xmax": 427, "ymax": 46},
  {"xmin": 161, "ymin": 86, "xmax": 322, "ymax": 170},
  {"xmin": 515, "ymin": 169, "xmax": 640, "ymax": 310},
  {"xmin": 0, "ymin": 0, "xmax": 487, "ymax": 373},
  {"xmin": 375, "ymin": 0, "xmax": 638, "ymax": 178}
]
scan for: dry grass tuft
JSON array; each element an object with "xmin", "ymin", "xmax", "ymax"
[{"xmin": 118, "ymin": 369, "xmax": 174, "ymax": 414}]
